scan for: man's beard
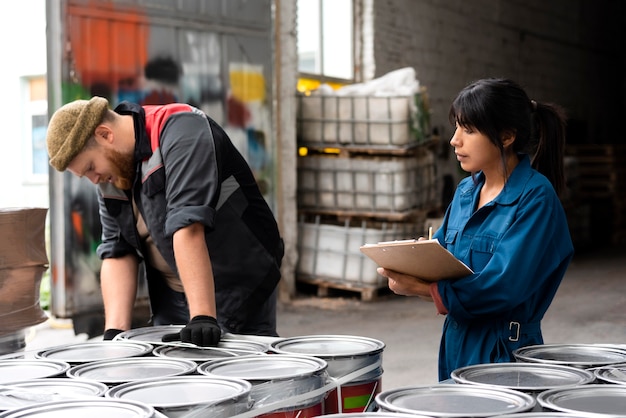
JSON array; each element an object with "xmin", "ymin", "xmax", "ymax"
[{"xmin": 105, "ymin": 147, "xmax": 135, "ymax": 190}]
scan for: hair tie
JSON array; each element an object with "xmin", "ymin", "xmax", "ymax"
[{"xmin": 530, "ymin": 100, "xmax": 537, "ymax": 111}]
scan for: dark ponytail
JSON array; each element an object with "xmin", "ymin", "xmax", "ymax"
[{"xmin": 530, "ymin": 101, "xmax": 567, "ymax": 195}]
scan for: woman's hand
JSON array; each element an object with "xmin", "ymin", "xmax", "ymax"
[{"xmin": 378, "ymin": 267, "xmax": 433, "ymax": 301}]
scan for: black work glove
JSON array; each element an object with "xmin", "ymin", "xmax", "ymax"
[
  {"xmin": 103, "ymin": 328, "xmax": 124, "ymax": 341},
  {"xmin": 161, "ymin": 315, "xmax": 221, "ymax": 347}
]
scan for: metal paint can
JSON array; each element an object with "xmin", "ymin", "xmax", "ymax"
[
  {"xmin": 537, "ymin": 384, "xmax": 626, "ymax": 416},
  {"xmin": 0, "ymin": 378, "xmax": 108, "ymax": 412},
  {"xmin": 105, "ymin": 375, "xmax": 253, "ymax": 418},
  {"xmin": 270, "ymin": 334, "xmax": 384, "ymax": 414},
  {"xmin": 66, "ymin": 357, "xmax": 197, "ymax": 386},
  {"xmin": 218, "ymin": 339, "xmax": 270, "ymax": 353},
  {"xmin": 451, "ymin": 362, "xmax": 595, "ymax": 411},
  {"xmin": 114, "ymin": 325, "xmax": 183, "ymax": 344},
  {"xmin": 0, "ymin": 359, "xmax": 70, "ymax": 385},
  {"xmin": 116, "ymin": 326, "xmax": 270, "ymax": 353},
  {"xmin": 593, "ymin": 362, "xmax": 626, "ymax": 385},
  {"xmin": 319, "ymin": 414, "xmax": 434, "ymax": 418},
  {"xmin": 0, "ymin": 331, "xmax": 25, "ymax": 357},
  {"xmin": 490, "ymin": 413, "xmax": 599, "ymax": 418},
  {"xmin": 513, "ymin": 344, "xmax": 626, "ymax": 369},
  {"xmin": 35, "ymin": 341, "xmax": 153, "ymax": 364},
  {"xmin": 0, "ymin": 398, "xmax": 159, "ymax": 418},
  {"xmin": 198, "ymin": 354, "xmax": 328, "ymax": 417},
  {"xmin": 375, "ymin": 384, "xmax": 536, "ymax": 417},
  {"xmin": 152, "ymin": 344, "xmax": 262, "ymax": 363}
]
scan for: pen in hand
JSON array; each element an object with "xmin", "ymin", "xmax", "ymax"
[{"xmin": 428, "ymin": 226, "xmax": 433, "ymax": 240}]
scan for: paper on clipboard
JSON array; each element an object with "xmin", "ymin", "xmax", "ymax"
[{"xmin": 359, "ymin": 239, "xmax": 473, "ymax": 281}]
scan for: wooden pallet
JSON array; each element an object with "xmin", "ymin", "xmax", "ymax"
[
  {"xmin": 612, "ymin": 229, "xmax": 626, "ymax": 245},
  {"xmin": 297, "ymin": 207, "xmax": 434, "ymax": 223},
  {"xmin": 296, "ymin": 275, "xmax": 391, "ymax": 302},
  {"xmin": 299, "ymin": 139, "xmax": 438, "ymax": 158},
  {"xmin": 566, "ymin": 144, "xmax": 626, "ymax": 160},
  {"xmin": 566, "ymin": 144, "xmax": 626, "ymax": 198}
]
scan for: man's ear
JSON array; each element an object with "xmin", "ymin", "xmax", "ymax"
[{"xmin": 94, "ymin": 125, "xmax": 113, "ymax": 144}]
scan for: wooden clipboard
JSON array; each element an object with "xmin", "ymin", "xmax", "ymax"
[{"xmin": 360, "ymin": 239, "xmax": 473, "ymax": 281}]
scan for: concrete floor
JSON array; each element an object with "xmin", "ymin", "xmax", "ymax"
[
  {"xmin": 14, "ymin": 243, "xmax": 626, "ymax": 392},
  {"xmin": 278, "ymin": 242, "xmax": 626, "ymax": 389}
]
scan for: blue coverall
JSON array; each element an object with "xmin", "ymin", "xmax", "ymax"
[{"xmin": 433, "ymin": 155, "xmax": 574, "ymax": 380}]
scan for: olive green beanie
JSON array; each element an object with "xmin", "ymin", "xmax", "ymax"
[{"xmin": 46, "ymin": 96, "xmax": 109, "ymax": 171}]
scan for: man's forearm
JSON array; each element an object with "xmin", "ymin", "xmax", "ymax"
[
  {"xmin": 173, "ymin": 222, "xmax": 217, "ymax": 319},
  {"xmin": 101, "ymin": 254, "xmax": 139, "ymax": 330}
]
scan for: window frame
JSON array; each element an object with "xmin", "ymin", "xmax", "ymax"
[
  {"xmin": 297, "ymin": 0, "xmax": 355, "ymax": 83},
  {"xmin": 22, "ymin": 76, "xmax": 49, "ymax": 184}
]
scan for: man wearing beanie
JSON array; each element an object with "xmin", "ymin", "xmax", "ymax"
[{"xmin": 46, "ymin": 97, "xmax": 284, "ymax": 346}]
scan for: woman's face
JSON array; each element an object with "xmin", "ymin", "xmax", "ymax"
[{"xmin": 449, "ymin": 122, "xmax": 502, "ymax": 174}]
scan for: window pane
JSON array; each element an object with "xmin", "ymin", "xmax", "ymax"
[
  {"xmin": 321, "ymin": 0, "xmax": 352, "ymax": 79},
  {"xmin": 297, "ymin": 0, "xmax": 353, "ymax": 80},
  {"xmin": 297, "ymin": 0, "xmax": 321, "ymax": 73},
  {"xmin": 32, "ymin": 113, "xmax": 48, "ymax": 175}
]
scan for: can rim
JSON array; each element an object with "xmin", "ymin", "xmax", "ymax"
[
  {"xmin": 35, "ymin": 341, "xmax": 153, "ymax": 363},
  {"xmin": 0, "ymin": 398, "xmax": 155, "ymax": 417},
  {"xmin": 197, "ymin": 353, "xmax": 328, "ymax": 381},
  {"xmin": 513, "ymin": 344, "xmax": 626, "ymax": 367},
  {"xmin": 451, "ymin": 362, "xmax": 596, "ymax": 391},
  {"xmin": 269, "ymin": 335, "xmax": 385, "ymax": 358},
  {"xmin": 105, "ymin": 376, "xmax": 252, "ymax": 408},
  {"xmin": 375, "ymin": 384, "xmax": 536, "ymax": 417},
  {"xmin": 0, "ymin": 359, "xmax": 71, "ymax": 384},
  {"xmin": 66, "ymin": 356, "xmax": 197, "ymax": 383},
  {"xmin": 537, "ymin": 383, "xmax": 626, "ymax": 416}
]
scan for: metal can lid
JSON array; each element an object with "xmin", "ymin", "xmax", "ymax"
[
  {"xmin": 375, "ymin": 384, "xmax": 535, "ymax": 417},
  {"xmin": 0, "ymin": 399, "xmax": 156, "ymax": 417},
  {"xmin": 322, "ymin": 414, "xmax": 434, "ymax": 418},
  {"xmin": 67, "ymin": 357, "xmax": 197, "ymax": 384},
  {"xmin": 490, "ymin": 413, "xmax": 598, "ymax": 418},
  {"xmin": 218, "ymin": 339, "xmax": 269, "ymax": 353},
  {"xmin": 270, "ymin": 335, "xmax": 385, "ymax": 358},
  {"xmin": 451, "ymin": 362, "xmax": 595, "ymax": 391},
  {"xmin": 0, "ymin": 360, "xmax": 70, "ymax": 385},
  {"xmin": 0, "ymin": 378, "xmax": 108, "ymax": 411},
  {"xmin": 114, "ymin": 326, "xmax": 183, "ymax": 344},
  {"xmin": 105, "ymin": 376, "xmax": 252, "ymax": 408},
  {"xmin": 513, "ymin": 344, "xmax": 626, "ymax": 368},
  {"xmin": 197, "ymin": 354, "xmax": 327, "ymax": 380},
  {"xmin": 35, "ymin": 341, "xmax": 153, "ymax": 364},
  {"xmin": 593, "ymin": 362, "xmax": 626, "ymax": 385},
  {"xmin": 117, "ymin": 327, "xmax": 268, "ymax": 352},
  {"xmin": 152, "ymin": 345, "xmax": 254, "ymax": 362},
  {"xmin": 537, "ymin": 384, "xmax": 626, "ymax": 416}
]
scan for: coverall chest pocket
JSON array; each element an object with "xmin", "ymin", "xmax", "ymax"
[
  {"xmin": 469, "ymin": 236, "xmax": 497, "ymax": 271},
  {"xmin": 444, "ymin": 230, "xmax": 459, "ymax": 255}
]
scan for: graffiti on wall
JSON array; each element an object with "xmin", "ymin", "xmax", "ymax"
[
  {"xmin": 63, "ymin": 2, "xmax": 273, "ymax": 189},
  {"xmin": 57, "ymin": 1, "xmax": 275, "ymax": 314}
]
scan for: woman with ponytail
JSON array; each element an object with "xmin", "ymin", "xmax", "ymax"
[{"xmin": 378, "ymin": 78, "xmax": 574, "ymax": 381}]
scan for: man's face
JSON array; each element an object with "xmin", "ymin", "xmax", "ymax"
[{"xmin": 67, "ymin": 141, "xmax": 135, "ymax": 190}]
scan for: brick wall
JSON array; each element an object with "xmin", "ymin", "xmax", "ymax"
[{"xmin": 369, "ymin": 0, "xmax": 625, "ymax": 146}]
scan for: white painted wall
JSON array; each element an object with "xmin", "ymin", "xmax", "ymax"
[{"xmin": 0, "ymin": 0, "xmax": 48, "ymax": 209}]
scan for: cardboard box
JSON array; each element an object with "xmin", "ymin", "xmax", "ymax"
[
  {"xmin": 0, "ymin": 265, "xmax": 48, "ymax": 336},
  {"xmin": 0, "ymin": 208, "xmax": 49, "ymax": 269}
]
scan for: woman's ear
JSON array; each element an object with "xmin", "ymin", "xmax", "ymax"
[{"xmin": 501, "ymin": 130, "xmax": 516, "ymax": 149}]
